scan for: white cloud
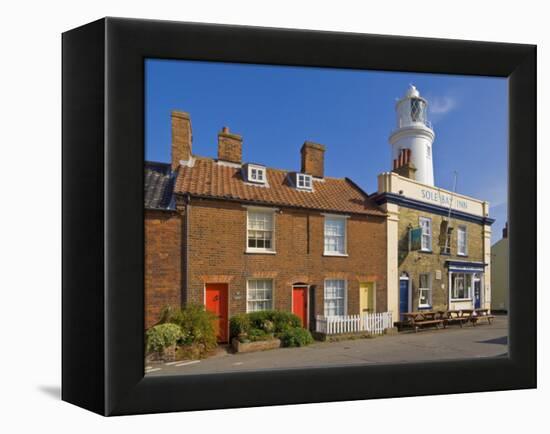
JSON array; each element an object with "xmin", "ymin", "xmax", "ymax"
[{"xmin": 429, "ymin": 96, "xmax": 457, "ymax": 115}]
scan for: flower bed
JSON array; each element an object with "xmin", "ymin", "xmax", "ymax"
[{"xmin": 229, "ymin": 310, "xmax": 314, "ymax": 352}]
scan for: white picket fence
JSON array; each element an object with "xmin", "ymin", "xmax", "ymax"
[{"xmin": 316, "ymin": 312, "xmax": 393, "ymax": 335}]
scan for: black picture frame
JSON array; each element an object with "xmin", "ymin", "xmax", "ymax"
[{"xmin": 62, "ymin": 17, "xmax": 536, "ymax": 416}]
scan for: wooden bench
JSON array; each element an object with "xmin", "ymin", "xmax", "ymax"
[
  {"xmin": 470, "ymin": 309, "xmax": 495, "ymax": 326},
  {"xmin": 403, "ymin": 312, "xmax": 444, "ymax": 333},
  {"xmin": 441, "ymin": 310, "xmax": 470, "ymax": 328}
]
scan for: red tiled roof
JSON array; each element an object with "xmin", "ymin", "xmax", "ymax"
[{"xmin": 173, "ymin": 157, "xmax": 385, "ymax": 216}]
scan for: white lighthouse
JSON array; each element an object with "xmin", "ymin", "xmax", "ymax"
[{"xmin": 389, "ymin": 85, "xmax": 435, "ymax": 186}]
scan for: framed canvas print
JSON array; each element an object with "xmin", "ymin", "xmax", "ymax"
[{"xmin": 62, "ymin": 17, "xmax": 536, "ymax": 416}]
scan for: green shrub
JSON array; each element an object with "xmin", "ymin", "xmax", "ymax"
[
  {"xmin": 247, "ymin": 310, "xmax": 301, "ymax": 334},
  {"xmin": 261, "ymin": 320, "xmax": 275, "ymax": 334},
  {"xmin": 229, "ymin": 313, "xmax": 251, "ymax": 338},
  {"xmin": 229, "ymin": 310, "xmax": 303, "ymax": 340},
  {"xmin": 146, "ymin": 323, "xmax": 183, "ymax": 353},
  {"xmin": 247, "ymin": 328, "xmax": 273, "ymax": 342},
  {"xmin": 272, "ymin": 311, "xmax": 301, "ymax": 333},
  {"xmin": 279, "ymin": 327, "xmax": 314, "ymax": 347},
  {"xmin": 158, "ymin": 304, "xmax": 217, "ymax": 352}
]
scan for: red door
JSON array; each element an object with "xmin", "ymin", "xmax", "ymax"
[
  {"xmin": 292, "ymin": 286, "xmax": 308, "ymax": 327},
  {"xmin": 205, "ymin": 283, "xmax": 229, "ymax": 343}
]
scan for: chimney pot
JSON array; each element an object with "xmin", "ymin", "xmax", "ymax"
[{"xmin": 392, "ymin": 149, "xmax": 417, "ymax": 180}]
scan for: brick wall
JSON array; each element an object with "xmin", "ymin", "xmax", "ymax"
[
  {"xmin": 397, "ymin": 206, "xmax": 484, "ymax": 311},
  {"xmin": 185, "ymin": 197, "xmax": 388, "ymax": 320},
  {"xmin": 144, "ymin": 209, "xmax": 183, "ymax": 328}
]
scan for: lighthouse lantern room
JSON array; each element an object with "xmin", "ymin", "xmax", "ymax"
[{"xmin": 389, "ymin": 85, "xmax": 435, "ymax": 186}]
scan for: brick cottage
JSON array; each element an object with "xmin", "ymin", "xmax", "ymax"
[{"xmin": 145, "ymin": 111, "xmax": 389, "ymax": 341}]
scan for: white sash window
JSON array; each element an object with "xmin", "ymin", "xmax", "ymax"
[
  {"xmin": 324, "ymin": 216, "xmax": 347, "ymax": 255},
  {"xmin": 419, "ymin": 217, "xmax": 432, "ymax": 252},
  {"xmin": 418, "ymin": 273, "xmax": 432, "ymax": 308},
  {"xmin": 247, "ymin": 279, "xmax": 273, "ymax": 312},
  {"xmin": 247, "ymin": 210, "xmax": 275, "ymax": 252},
  {"xmin": 324, "ymin": 279, "xmax": 347, "ymax": 317},
  {"xmin": 457, "ymin": 225, "xmax": 468, "ymax": 256}
]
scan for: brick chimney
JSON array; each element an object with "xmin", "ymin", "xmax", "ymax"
[
  {"xmin": 301, "ymin": 141, "xmax": 326, "ymax": 178},
  {"xmin": 171, "ymin": 111, "xmax": 192, "ymax": 170},
  {"xmin": 217, "ymin": 126, "xmax": 242, "ymax": 164},
  {"xmin": 392, "ymin": 148, "xmax": 417, "ymax": 180},
  {"xmin": 502, "ymin": 222, "xmax": 508, "ymax": 239}
]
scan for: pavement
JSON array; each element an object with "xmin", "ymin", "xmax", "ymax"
[{"xmin": 145, "ymin": 315, "xmax": 508, "ymax": 376}]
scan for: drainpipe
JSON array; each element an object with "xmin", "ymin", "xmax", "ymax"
[
  {"xmin": 183, "ymin": 193, "xmax": 191, "ymax": 307},
  {"xmin": 448, "ymin": 271, "xmax": 452, "ymax": 310}
]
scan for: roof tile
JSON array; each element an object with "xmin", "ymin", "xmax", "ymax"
[{"xmin": 173, "ymin": 157, "xmax": 385, "ymax": 216}]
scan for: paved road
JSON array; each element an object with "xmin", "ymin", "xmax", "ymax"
[{"xmin": 146, "ymin": 315, "xmax": 508, "ymax": 376}]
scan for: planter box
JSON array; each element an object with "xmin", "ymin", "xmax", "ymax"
[{"xmin": 232, "ymin": 337, "xmax": 281, "ymax": 353}]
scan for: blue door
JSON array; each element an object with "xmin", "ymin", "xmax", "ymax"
[
  {"xmin": 474, "ymin": 278, "xmax": 481, "ymax": 309},
  {"xmin": 399, "ymin": 278, "xmax": 409, "ymax": 318}
]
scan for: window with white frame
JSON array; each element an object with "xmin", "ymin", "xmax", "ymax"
[
  {"xmin": 457, "ymin": 225, "xmax": 468, "ymax": 256},
  {"xmin": 247, "ymin": 210, "xmax": 275, "ymax": 252},
  {"xmin": 419, "ymin": 217, "xmax": 432, "ymax": 252},
  {"xmin": 324, "ymin": 279, "xmax": 346, "ymax": 317},
  {"xmin": 451, "ymin": 272, "xmax": 473, "ymax": 300},
  {"xmin": 296, "ymin": 173, "xmax": 312, "ymax": 191},
  {"xmin": 324, "ymin": 216, "xmax": 347, "ymax": 255},
  {"xmin": 247, "ymin": 279, "xmax": 273, "ymax": 312},
  {"xmin": 418, "ymin": 273, "xmax": 431, "ymax": 308},
  {"xmin": 247, "ymin": 164, "xmax": 266, "ymax": 184}
]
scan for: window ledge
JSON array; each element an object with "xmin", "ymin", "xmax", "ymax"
[
  {"xmin": 245, "ymin": 249, "xmax": 277, "ymax": 255},
  {"xmin": 419, "ymin": 249, "xmax": 433, "ymax": 254},
  {"xmin": 323, "ymin": 252, "xmax": 349, "ymax": 257},
  {"xmin": 450, "ymin": 298, "xmax": 473, "ymax": 302},
  {"xmin": 418, "ymin": 305, "xmax": 432, "ymax": 310}
]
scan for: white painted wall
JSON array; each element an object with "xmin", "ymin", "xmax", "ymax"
[
  {"xmin": 378, "ymin": 171, "xmax": 489, "ymax": 217},
  {"xmin": 390, "ymin": 127, "xmax": 435, "ymax": 185}
]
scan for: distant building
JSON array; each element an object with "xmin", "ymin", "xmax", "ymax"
[
  {"xmin": 373, "ymin": 86, "xmax": 495, "ymax": 319},
  {"xmin": 491, "ymin": 223, "xmax": 509, "ymax": 312}
]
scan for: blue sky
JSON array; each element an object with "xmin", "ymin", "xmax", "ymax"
[{"xmin": 145, "ymin": 59, "xmax": 508, "ymax": 243}]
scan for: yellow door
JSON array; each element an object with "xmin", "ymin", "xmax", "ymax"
[{"xmin": 360, "ymin": 282, "xmax": 376, "ymax": 313}]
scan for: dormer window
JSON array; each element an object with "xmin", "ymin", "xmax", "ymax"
[
  {"xmin": 244, "ymin": 163, "xmax": 267, "ymax": 184},
  {"xmin": 251, "ymin": 167, "xmax": 264, "ymax": 182},
  {"xmin": 296, "ymin": 173, "xmax": 313, "ymax": 191}
]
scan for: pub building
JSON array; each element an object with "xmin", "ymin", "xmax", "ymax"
[{"xmin": 373, "ymin": 85, "xmax": 494, "ymax": 319}]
